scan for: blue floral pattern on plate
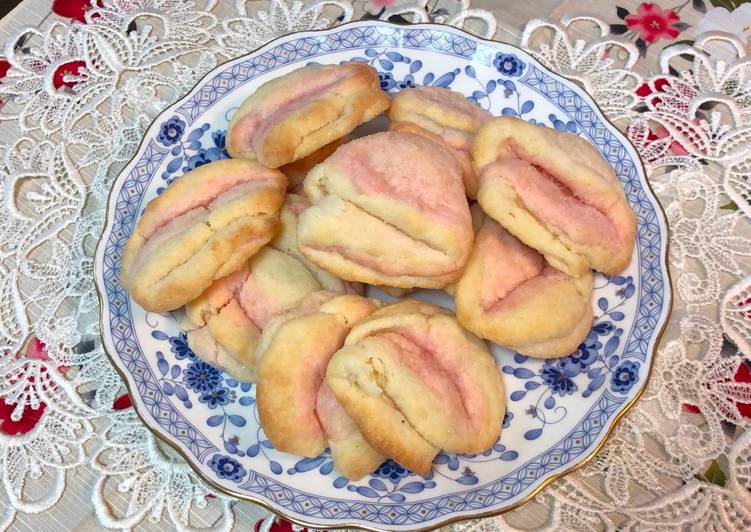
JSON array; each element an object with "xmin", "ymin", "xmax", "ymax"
[{"xmin": 94, "ymin": 22, "xmax": 670, "ymax": 531}]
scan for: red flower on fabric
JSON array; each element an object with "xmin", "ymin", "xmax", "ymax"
[
  {"xmin": 0, "ymin": 399, "xmax": 47, "ymax": 435},
  {"xmin": 683, "ymin": 360, "xmax": 751, "ymax": 417},
  {"xmin": 735, "ymin": 361, "xmax": 751, "ymax": 419},
  {"xmin": 52, "ymin": 0, "xmax": 96, "ymax": 23},
  {"xmin": 0, "ymin": 58, "xmax": 10, "ymax": 108},
  {"xmin": 739, "ymin": 296, "xmax": 751, "ymax": 321},
  {"xmin": 368, "ymin": 0, "xmax": 397, "ymax": 8},
  {"xmin": 113, "ymin": 393, "xmax": 133, "ymax": 410},
  {"xmin": 254, "ymin": 517, "xmax": 309, "ymax": 532},
  {"xmin": 26, "ymin": 337, "xmax": 49, "ymax": 361},
  {"xmin": 0, "ymin": 59, "xmax": 10, "ymax": 80},
  {"xmin": 52, "ymin": 60, "xmax": 86, "ymax": 90},
  {"xmin": 625, "ymin": 3, "xmax": 681, "ymax": 43},
  {"xmin": 635, "ymin": 77, "xmax": 671, "ymax": 106},
  {"xmin": 24, "ymin": 337, "xmax": 70, "ymax": 373}
]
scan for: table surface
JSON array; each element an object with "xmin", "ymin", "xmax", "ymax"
[{"xmin": 1, "ymin": 1, "xmax": 749, "ymax": 531}]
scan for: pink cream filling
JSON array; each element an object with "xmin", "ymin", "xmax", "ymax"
[
  {"xmin": 201, "ymin": 267, "xmax": 250, "ymax": 314},
  {"xmin": 130, "ymin": 208, "xmax": 208, "ymax": 279},
  {"xmin": 489, "ymin": 159, "xmax": 620, "ymax": 249},
  {"xmin": 495, "ymin": 264, "xmax": 569, "ymax": 313},
  {"xmin": 316, "ymin": 382, "xmax": 356, "ymax": 441},
  {"xmin": 380, "ymin": 328, "xmax": 482, "ymax": 434},
  {"xmin": 440, "ymin": 129, "xmax": 474, "ymax": 153},
  {"xmin": 478, "ymin": 224, "xmax": 544, "ymax": 310},
  {"xmin": 190, "ymin": 267, "xmax": 274, "ymax": 333},
  {"xmin": 144, "ymin": 174, "xmax": 273, "ymax": 240},
  {"xmin": 290, "ymin": 327, "xmax": 348, "ymax": 442},
  {"xmin": 478, "ymin": 221, "xmax": 571, "ymax": 313},
  {"xmin": 294, "ymin": 358, "xmax": 328, "ymax": 441},
  {"xmin": 232, "ymin": 67, "xmax": 356, "ymax": 154},
  {"xmin": 235, "ymin": 274, "xmax": 282, "ymax": 329},
  {"xmin": 205, "ymin": 181, "xmax": 264, "ymax": 211},
  {"xmin": 331, "ymin": 133, "xmax": 469, "ymax": 227}
]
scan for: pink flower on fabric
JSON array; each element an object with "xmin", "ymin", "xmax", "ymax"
[
  {"xmin": 625, "ymin": 3, "xmax": 681, "ymax": 44},
  {"xmin": 365, "ymin": 0, "xmax": 398, "ymax": 15}
]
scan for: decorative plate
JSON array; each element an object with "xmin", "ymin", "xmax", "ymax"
[{"xmin": 95, "ymin": 21, "xmax": 670, "ymax": 531}]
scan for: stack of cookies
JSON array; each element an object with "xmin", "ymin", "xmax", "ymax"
[{"xmin": 120, "ymin": 61, "xmax": 636, "ymax": 480}]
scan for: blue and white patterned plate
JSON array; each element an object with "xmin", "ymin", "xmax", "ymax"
[{"xmin": 94, "ymin": 21, "xmax": 670, "ymax": 531}]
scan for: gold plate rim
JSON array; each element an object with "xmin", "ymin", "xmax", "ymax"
[{"xmin": 93, "ymin": 19, "xmax": 673, "ymax": 532}]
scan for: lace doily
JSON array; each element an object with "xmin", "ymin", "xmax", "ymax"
[{"xmin": 0, "ymin": 1, "xmax": 749, "ymax": 530}]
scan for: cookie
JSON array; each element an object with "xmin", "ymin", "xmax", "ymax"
[
  {"xmin": 326, "ymin": 299, "xmax": 505, "ymax": 475},
  {"xmin": 227, "ymin": 63, "xmax": 390, "ymax": 168},
  {"xmin": 455, "ymin": 215, "xmax": 593, "ymax": 357},
  {"xmin": 298, "ymin": 131, "xmax": 473, "ymax": 289},
  {"xmin": 388, "ymin": 86, "xmax": 491, "ymax": 198},
  {"xmin": 473, "ymin": 116, "xmax": 637, "ymax": 276},
  {"xmin": 184, "ymin": 195, "xmax": 358, "ymax": 381},
  {"xmin": 256, "ymin": 292, "xmax": 385, "ymax": 480},
  {"xmin": 120, "ymin": 159, "xmax": 286, "ymax": 312}
]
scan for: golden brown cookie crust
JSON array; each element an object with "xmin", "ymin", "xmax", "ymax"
[
  {"xmin": 388, "ymin": 86, "xmax": 491, "ymax": 198},
  {"xmin": 227, "ymin": 63, "xmax": 390, "ymax": 168}
]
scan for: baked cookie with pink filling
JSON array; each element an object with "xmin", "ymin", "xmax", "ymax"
[
  {"xmin": 256, "ymin": 291, "xmax": 385, "ymax": 480},
  {"xmin": 298, "ymin": 131, "xmax": 474, "ymax": 289},
  {"xmin": 455, "ymin": 214, "xmax": 593, "ymax": 357},
  {"xmin": 326, "ymin": 299, "xmax": 505, "ymax": 475},
  {"xmin": 473, "ymin": 116, "xmax": 637, "ymax": 276},
  {"xmin": 387, "ymin": 86, "xmax": 491, "ymax": 198},
  {"xmin": 227, "ymin": 63, "xmax": 389, "ymax": 168},
  {"xmin": 183, "ymin": 246, "xmax": 321, "ymax": 382},
  {"xmin": 184, "ymin": 195, "xmax": 358, "ymax": 381},
  {"xmin": 120, "ymin": 159, "xmax": 287, "ymax": 313}
]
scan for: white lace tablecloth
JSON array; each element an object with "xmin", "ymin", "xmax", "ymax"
[{"xmin": 0, "ymin": 1, "xmax": 749, "ymax": 530}]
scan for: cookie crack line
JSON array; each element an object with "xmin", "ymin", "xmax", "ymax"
[
  {"xmin": 304, "ymin": 242, "xmax": 465, "ymax": 283},
  {"xmin": 361, "ymin": 354, "xmax": 439, "ymax": 448},
  {"xmin": 327, "ymin": 192, "xmax": 456, "ymax": 259},
  {"xmin": 505, "ymin": 140, "xmax": 615, "ymax": 218},
  {"xmin": 397, "ymin": 324, "xmax": 474, "ymax": 422},
  {"xmin": 230, "ymin": 276, "xmax": 263, "ymax": 329},
  {"xmin": 363, "ymin": 323, "xmax": 476, "ymax": 438},
  {"xmin": 289, "ymin": 98, "xmax": 350, "ymax": 159},
  {"xmin": 144, "ymin": 178, "xmax": 274, "ymax": 239},
  {"xmin": 481, "ymin": 271, "xmax": 537, "ymax": 314},
  {"xmin": 141, "ymin": 212, "xmax": 272, "ymax": 290},
  {"xmin": 506, "ymin": 193, "xmax": 582, "ymax": 260},
  {"xmin": 294, "ymin": 83, "xmax": 376, "ymax": 160}
]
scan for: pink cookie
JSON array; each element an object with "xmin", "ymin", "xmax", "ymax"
[
  {"xmin": 120, "ymin": 159, "xmax": 286, "ymax": 312},
  {"xmin": 298, "ymin": 131, "xmax": 473, "ymax": 289},
  {"xmin": 227, "ymin": 63, "xmax": 389, "ymax": 168}
]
